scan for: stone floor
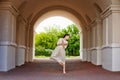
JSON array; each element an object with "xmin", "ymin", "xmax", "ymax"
[{"xmin": 0, "ymin": 58, "xmax": 120, "ymax": 80}]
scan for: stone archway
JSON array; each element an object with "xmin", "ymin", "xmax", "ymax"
[
  {"xmin": 33, "ymin": 10, "xmax": 83, "ymax": 60},
  {"xmin": 0, "ymin": 0, "xmax": 120, "ymax": 72}
]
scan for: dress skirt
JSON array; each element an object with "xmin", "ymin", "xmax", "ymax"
[{"xmin": 50, "ymin": 46, "xmax": 66, "ymax": 64}]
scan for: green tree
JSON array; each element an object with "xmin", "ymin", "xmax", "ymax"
[
  {"xmin": 35, "ymin": 25, "xmax": 60, "ymax": 56},
  {"xmin": 59, "ymin": 24, "xmax": 80, "ymax": 56}
]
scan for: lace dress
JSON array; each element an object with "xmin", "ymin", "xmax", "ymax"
[{"xmin": 50, "ymin": 38, "xmax": 68, "ymax": 64}]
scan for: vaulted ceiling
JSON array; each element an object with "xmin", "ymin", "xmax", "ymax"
[{"xmin": 1, "ymin": 0, "xmax": 114, "ymax": 28}]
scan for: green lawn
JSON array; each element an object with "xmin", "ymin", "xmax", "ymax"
[{"xmin": 35, "ymin": 56, "xmax": 80, "ymax": 59}]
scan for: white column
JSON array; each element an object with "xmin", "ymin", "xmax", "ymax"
[
  {"xmin": 82, "ymin": 31, "xmax": 88, "ymax": 61},
  {"xmin": 16, "ymin": 16, "xmax": 26, "ymax": 66},
  {"xmin": 91, "ymin": 23, "xmax": 97, "ymax": 65},
  {"xmin": 86, "ymin": 27, "xmax": 92, "ymax": 62},
  {"xmin": 102, "ymin": 5, "xmax": 120, "ymax": 71},
  {"xmin": 25, "ymin": 26, "xmax": 30, "ymax": 62},
  {"xmin": 89, "ymin": 17, "xmax": 103, "ymax": 65},
  {"xmin": 0, "ymin": 2, "xmax": 18, "ymax": 71},
  {"xmin": 28, "ymin": 26, "xmax": 34, "ymax": 62},
  {"xmin": 80, "ymin": 31, "xmax": 83, "ymax": 60},
  {"xmin": 25, "ymin": 25, "xmax": 34, "ymax": 62},
  {"xmin": 95, "ymin": 18, "xmax": 102, "ymax": 65}
]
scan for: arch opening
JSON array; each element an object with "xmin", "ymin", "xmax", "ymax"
[{"xmin": 32, "ymin": 10, "xmax": 83, "ymax": 60}]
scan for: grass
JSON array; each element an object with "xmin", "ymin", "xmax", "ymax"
[
  {"xmin": 35, "ymin": 55, "xmax": 80, "ymax": 59},
  {"xmin": 66, "ymin": 56, "xmax": 80, "ymax": 58},
  {"xmin": 35, "ymin": 56, "xmax": 50, "ymax": 58}
]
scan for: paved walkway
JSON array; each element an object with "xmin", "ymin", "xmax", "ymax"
[{"xmin": 0, "ymin": 58, "xmax": 120, "ymax": 80}]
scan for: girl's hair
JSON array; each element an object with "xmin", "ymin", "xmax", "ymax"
[{"xmin": 63, "ymin": 34, "xmax": 70, "ymax": 38}]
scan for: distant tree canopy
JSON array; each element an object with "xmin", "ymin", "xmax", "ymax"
[{"xmin": 35, "ymin": 24, "xmax": 80, "ymax": 57}]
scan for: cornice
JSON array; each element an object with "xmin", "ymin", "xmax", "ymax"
[{"xmin": 0, "ymin": 2, "xmax": 19, "ymax": 16}]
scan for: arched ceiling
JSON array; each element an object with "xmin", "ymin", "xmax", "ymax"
[{"xmin": 1, "ymin": 0, "xmax": 113, "ymax": 29}]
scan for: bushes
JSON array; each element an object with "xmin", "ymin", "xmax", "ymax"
[{"xmin": 35, "ymin": 46, "xmax": 53, "ymax": 57}]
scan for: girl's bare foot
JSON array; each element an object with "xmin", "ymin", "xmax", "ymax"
[{"xmin": 63, "ymin": 71, "xmax": 66, "ymax": 74}]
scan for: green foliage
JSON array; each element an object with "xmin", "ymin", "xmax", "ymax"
[
  {"xmin": 60, "ymin": 24, "xmax": 80, "ymax": 56},
  {"xmin": 35, "ymin": 24, "xmax": 80, "ymax": 57},
  {"xmin": 35, "ymin": 46, "xmax": 52, "ymax": 56}
]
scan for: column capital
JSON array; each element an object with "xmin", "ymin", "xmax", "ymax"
[
  {"xmin": 101, "ymin": 5, "xmax": 120, "ymax": 19},
  {"xmin": 0, "ymin": 2, "xmax": 19, "ymax": 16},
  {"xmin": 110, "ymin": 5, "xmax": 120, "ymax": 11}
]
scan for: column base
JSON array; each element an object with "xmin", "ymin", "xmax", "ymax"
[
  {"xmin": 81, "ymin": 49, "xmax": 87, "ymax": 61},
  {"xmin": 0, "ymin": 42, "xmax": 16, "ymax": 71},
  {"xmin": 28, "ymin": 47, "xmax": 34, "ymax": 62},
  {"xmin": 16, "ymin": 45, "xmax": 26, "ymax": 66},
  {"xmin": 25, "ymin": 47, "xmax": 29, "ymax": 62},
  {"xmin": 91, "ymin": 47, "xmax": 102, "ymax": 65},
  {"xmin": 102, "ymin": 44, "xmax": 120, "ymax": 71},
  {"xmin": 87, "ymin": 49, "xmax": 91, "ymax": 62}
]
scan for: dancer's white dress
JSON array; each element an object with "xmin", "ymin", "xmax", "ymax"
[{"xmin": 50, "ymin": 38, "xmax": 68, "ymax": 64}]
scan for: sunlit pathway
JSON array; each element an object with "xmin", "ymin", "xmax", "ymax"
[{"xmin": 0, "ymin": 58, "xmax": 120, "ymax": 80}]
